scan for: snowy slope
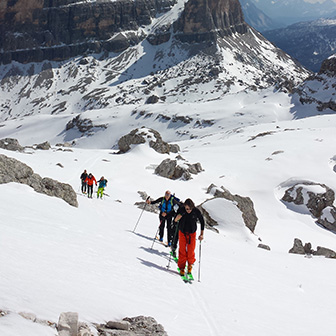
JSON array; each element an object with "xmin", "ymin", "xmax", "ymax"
[{"xmin": 1, "ymin": 104, "xmax": 336, "ymax": 335}]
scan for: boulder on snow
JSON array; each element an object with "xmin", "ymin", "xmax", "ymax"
[
  {"xmin": 154, "ymin": 158, "xmax": 203, "ymax": 180},
  {"xmin": 288, "ymin": 238, "xmax": 305, "ymax": 255},
  {"xmin": 57, "ymin": 312, "xmax": 78, "ymax": 336},
  {"xmin": 117, "ymin": 127, "xmax": 180, "ymax": 154},
  {"xmin": 205, "ymin": 184, "xmax": 258, "ymax": 233},
  {"xmin": 35, "ymin": 141, "xmax": 51, "ymax": 150},
  {"xmin": 313, "ymin": 246, "xmax": 336, "ymax": 259},
  {"xmin": 0, "ymin": 138, "xmax": 25, "ymax": 152},
  {"xmin": 0, "ymin": 154, "xmax": 78, "ymax": 207},
  {"xmin": 281, "ymin": 181, "xmax": 336, "ymax": 233},
  {"xmin": 95, "ymin": 315, "xmax": 168, "ymax": 335}
]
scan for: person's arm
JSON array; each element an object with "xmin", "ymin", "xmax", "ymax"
[
  {"xmin": 196, "ymin": 208, "xmax": 205, "ymax": 240},
  {"xmin": 147, "ymin": 197, "xmax": 163, "ymax": 205}
]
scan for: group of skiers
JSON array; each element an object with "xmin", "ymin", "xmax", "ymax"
[
  {"xmin": 147, "ymin": 190, "xmax": 204, "ymax": 278},
  {"xmin": 80, "ymin": 169, "xmax": 204, "ymax": 279},
  {"xmin": 80, "ymin": 170, "xmax": 108, "ymax": 199}
]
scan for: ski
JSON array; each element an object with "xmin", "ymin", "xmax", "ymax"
[
  {"xmin": 186, "ymin": 273, "xmax": 194, "ymax": 281},
  {"xmin": 177, "ymin": 267, "xmax": 192, "ymax": 283},
  {"xmin": 156, "ymin": 237, "xmax": 168, "ymax": 247}
]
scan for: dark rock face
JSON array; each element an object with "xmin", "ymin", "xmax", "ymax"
[
  {"xmin": 319, "ymin": 56, "xmax": 336, "ymax": 77},
  {"xmin": 1, "ymin": 0, "xmax": 247, "ymax": 64},
  {"xmin": 174, "ymin": 0, "xmax": 248, "ymax": 43},
  {"xmin": 0, "ymin": 0, "xmax": 176, "ymax": 64}
]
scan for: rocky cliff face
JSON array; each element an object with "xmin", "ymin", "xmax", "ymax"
[
  {"xmin": 0, "ymin": 0, "xmax": 176, "ymax": 63},
  {"xmin": 174, "ymin": 0, "xmax": 247, "ymax": 42},
  {"xmin": 0, "ymin": 0, "xmax": 247, "ymax": 64}
]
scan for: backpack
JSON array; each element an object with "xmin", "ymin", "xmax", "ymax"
[{"xmin": 159, "ymin": 194, "xmax": 180, "ymax": 213}]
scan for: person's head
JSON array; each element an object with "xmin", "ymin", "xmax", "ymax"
[
  {"xmin": 184, "ymin": 198, "xmax": 195, "ymax": 213},
  {"xmin": 89, "ymin": 173, "xmax": 92, "ymax": 177},
  {"xmin": 164, "ymin": 190, "xmax": 171, "ymax": 200},
  {"xmin": 101, "ymin": 176, "xmax": 104, "ymax": 180},
  {"xmin": 84, "ymin": 169, "xmax": 87, "ymax": 173}
]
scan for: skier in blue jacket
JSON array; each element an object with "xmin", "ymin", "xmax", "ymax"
[
  {"xmin": 147, "ymin": 190, "xmax": 181, "ymax": 245},
  {"xmin": 97, "ymin": 176, "xmax": 108, "ymax": 199}
]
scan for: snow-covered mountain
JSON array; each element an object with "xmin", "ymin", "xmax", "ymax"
[
  {"xmin": 239, "ymin": 0, "xmax": 283, "ymax": 31},
  {"xmin": 249, "ymin": 0, "xmax": 336, "ymax": 27},
  {"xmin": 1, "ymin": 0, "xmax": 336, "ymax": 335},
  {"xmin": 264, "ymin": 17, "xmax": 336, "ymax": 72}
]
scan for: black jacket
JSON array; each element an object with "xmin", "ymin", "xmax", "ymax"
[
  {"xmin": 80, "ymin": 172, "xmax": 88, "ymax": 181},
  {"xmin": 178, "ymin": 207, "xmax": 205, "ymax": 234}
]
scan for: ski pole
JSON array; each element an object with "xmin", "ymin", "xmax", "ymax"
[
  {"xmin": 198, "ymin": 240, "xmax": 202, "ymax": 282},
  {"xmin": 167, "ymin": 220, "xmax": 179, "ymax": 269},
  {"xmin": 150, "ymin": 226, "xmax": 161, "ymax": 250},
  {"xmin": 133, "ymin": 196, "xmax": 150, "ymax": 233}
]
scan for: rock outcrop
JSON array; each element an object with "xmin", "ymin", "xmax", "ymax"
[
  {"xmin": 205, "ymin": 184, "xmax": 258, "ymax": 233},
  {"xmin": 0, "ymin": 0, "xmax": 247, "ymax": 64},
  {"xmin": 281, "ymin": 181, "xmax": 336, "ymax": 233},
  {"xmin": 118, "ymin": 128, "xmax": 179, "ymax": 154},
  {"xmin": 154, "ymin": 158, "xmax": 203, "ymax": 180},
  {"xmin": 174, "ymin": 0, "xmax": 248, "ymax": 43},
  {"xmin": 0, "ymin": 154, "xmax": 78, "ymax": 207},
  {"xmin": 0, "ymin": 138, "xmax": 25, "ymax": 152},
  {"xmin": 0, "ymin": 0, "xmax": 175, "ymax": 64},
  {"xmin": 288, "ymin": 238, "xmax": 336, "ymax": 259},
  {"xmin": 319, "ymin": 54, "xmax": 336, "ymax": 77}
]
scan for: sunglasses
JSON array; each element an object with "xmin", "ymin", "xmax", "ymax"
[{"xmin": 185, "ymin": 206, "xmax": 192, "ymax": 211}]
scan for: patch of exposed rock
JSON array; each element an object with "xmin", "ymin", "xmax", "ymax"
[
  {"xmin": 5, "ymin": 311, "xmax": 168, "ymax": 336},
  {"xmin": 289, "ymin": 238, "xmax": 336, "ymax": 259},
  {"xmin": 0, "ymin": 154, "xmax": 78, "ymax": 207},
  {"xmin": 0, "ymin": 137, "xmax": 52, "ymax": 151},
  {"xmin": 204, "ymin": 184, "xmax": 258, "ymax": 233},
  {"xmin": 154, "ymin": 158, "xmax": 203, "ymax": 180},
  {"xmin": 135, "ymin": 191, "xmax": 160, "ymax": 214},
  {"xmin": 118, "ymin": 127, "xmax": 180, "ymax": 154},
  {"xmin": 281, "ymin": 181, "xmax": 336, "ymax": 232},
  {"xmin": 0, "ymin": 138, "xmax": 25, "ymax": 152},
  {"xmin": 66, "ymin": 115, "xmax": 108, "ymax": 135}
]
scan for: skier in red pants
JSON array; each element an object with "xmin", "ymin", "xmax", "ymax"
[{"xmin": 174, "ymin": 198, "xmax": 204, "ymax": 277}]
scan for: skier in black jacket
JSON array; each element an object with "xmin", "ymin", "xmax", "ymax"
[
  {"xmin": 174, "ymin": 198, "xmax": 205, "ymax": 277},
  {"xmin": 80, "ymin": 169, "xmax": 88, "ymax": 194},
  {"xmin": 147, "ymin": 190, "xmax": 181, "ymax": 246}
]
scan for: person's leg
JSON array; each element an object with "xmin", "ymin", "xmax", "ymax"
[
  {"xmin": 158, "ymin": 215, "xmax": 165, "ymax": 241},
  {"xmin": 186, "ymin": 232, "xmax": 197, "ymax": 273},
  {"xmin": 178, "ymin": 232, "xmax": 187, "ymax": 274},
  {"xmin": 166, "ymin": 214, "xmax": 173, "ymax": 246}
]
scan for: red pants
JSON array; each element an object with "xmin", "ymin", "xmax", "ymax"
[{"xmin": 178, "ymin": 231, "xmax": 196, "ymax": 270}]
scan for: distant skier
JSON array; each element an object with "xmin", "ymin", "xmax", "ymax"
[
  {"xmin": 85, "ymin": 173, "xmax": 97, "ymax": 199},
  {"xmin": 80, "ymin": 169, "xmax": 88, "ymax": 194},
  {"xmin": 97, "ymin": 176, "xmax": 108, "ymax": 199},
  {"xmin": 174, "ymin": 198, "xmax": 204, "ymax": 277},
  {"xmin": 146, "ymin": 190, "xmax": 181, "ymax": 246}
]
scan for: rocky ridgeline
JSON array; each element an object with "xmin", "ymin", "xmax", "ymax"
[
  {"xmin": 296, "ymin": 54, "xmax": 336, "ymax": 112},
  {"xmin": 0, "ymin": 0, "xmax": 248, "ymax": 64},
  {"xmin": 0, "ymin": 311, "xmax": 167, "ymax": 336},
  {"xmin": 0, "ymin": 138, "xmax": 78, "ymax": 207}
]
